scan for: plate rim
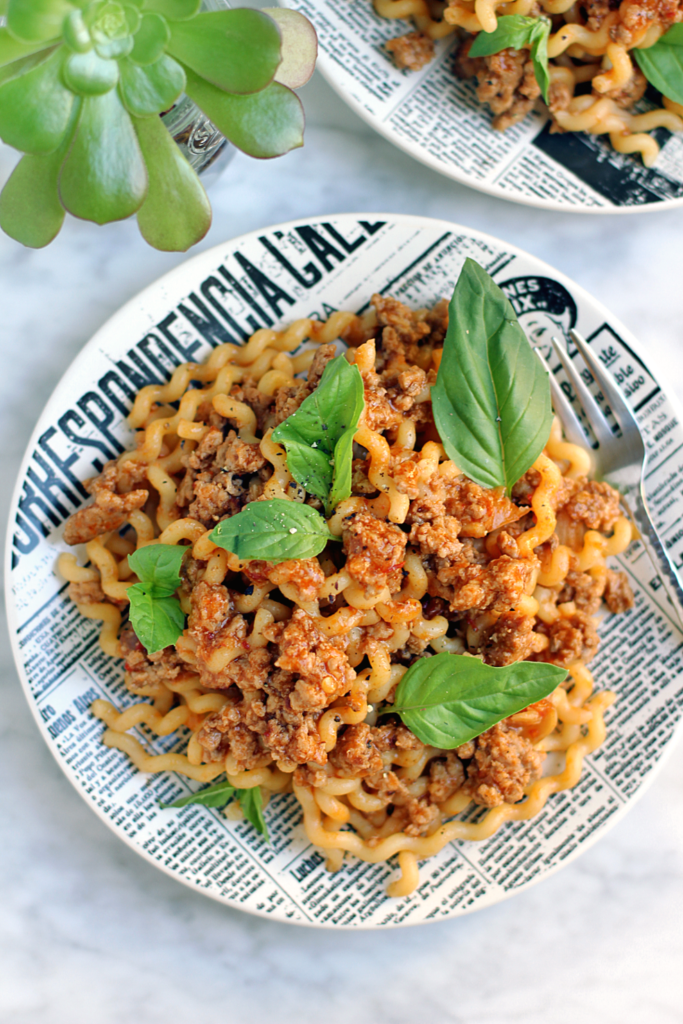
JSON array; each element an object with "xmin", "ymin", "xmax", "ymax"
[
  {"xmin": 302, "ymin": 15, "xmax": 683, "ymax": 216},
  {"xmin": 6, "ymin": 211, "xmax": 683, "ymax": 928}
]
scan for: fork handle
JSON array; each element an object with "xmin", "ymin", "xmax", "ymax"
[{"xmin": 622, "ymin": 489, "xmax": 683, "ymax": 632}]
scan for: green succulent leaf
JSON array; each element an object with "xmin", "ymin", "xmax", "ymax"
[
  {"xmin": 7, "ymin": 0, "xmax": 76, "ymax": 44},
  {"xmin": 0, "ymin": 46, "xmax": 56, "ymax": 86},
  {"xmin": 0, "ymin": 100, "xmax": 80, "ymax": 247},
  {"xmin": 64, "ymin": 48, "xmax": 119, "ymax": 94},
  {"xmin": 133, "ymin": 111, "xmax": 211, "ymax": 251},
  {"xmin": 59, "ymin": 88, "xmax": 147, "ymax": 222},
  {"xmin": 123, "ymin": 4, "xmax": 142, "ymax": 33},
  {"xmin": 142, "ymin": 0, "xmax": 201, "ymax": 22},
  {"xmin": 184, "ymin": 68, "xmax": 304, "ymax": 158},
  {"xmin": 167, "ymin": 10, "xmax": 281, "ymax": 95},
  {"xmin": 0, "ymin": 26, "xmax": 58, "ymax": 66},
  {"xmin": 0, "ymin": 47, "xmax": 74, "ymax": 153},
  {"xmin": 263, "ymin": 8, "xmax": 317, "ymax": 90},
  {"xmin": 118, "ymin": 53, "xmax": 184, "ymax": 115},
  {"xmin": 62, "ymin": 9, "xmax": 92, "ymax": 52},
  {"xmin": 130, "ymin": 12, "xmax": 170, "ymax": 65}
]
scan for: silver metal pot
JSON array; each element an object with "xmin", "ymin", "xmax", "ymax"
[{"xmin": 160, "ymin": 0, "xmax": 235, "ymax": 187}]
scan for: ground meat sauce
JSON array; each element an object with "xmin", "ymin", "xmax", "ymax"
[{"xmin": 64, "ymin": 293, "xmax": 634, "ymax": 853}]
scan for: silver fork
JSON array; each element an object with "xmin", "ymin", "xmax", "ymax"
[{"xmin": 535, "ymin": 328, "xmax": 683, "ymax": 631}]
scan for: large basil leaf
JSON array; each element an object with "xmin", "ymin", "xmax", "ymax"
[
  {"xmin": 183, "ymin": 67, "xmax": 304, "ymax": 158},
  {"xmin": 634, "ymin": 24, "xmax": 683, "ymax": 105},
  {"xmin": 59, "ymin": 88, "xmax": 147, "ymax": 222},
  {"xmin": 468, "ymin": 15, "xmax": 550, "ymax": 102},
  {"xmin": 272, "ymin": 355, "xmax": 364, "ymax": 513},
  {"xmin": 389, "ymin": 653, "xmax": 566, "ymax": 748},
  {"xmin": 431, "ymin": 258, "xmax": 552, "ymax": 493},
  {"xmin": 127, "ymin": 586, "xmax": 185, "ymax": 653},
  {"xmin": 167, "ymin": 9, "xmax": 281, "ymax": 95},
  {"xmin": 0, "ymin": 47, "xmax": 75, "ymax": 153},
  {"xmin": 133, "ymin": 110, "xmax": 211, "ymax": 251},
  {"xmin": 210, "ymin": 499, "xmax": 338, "ymax": 563}
]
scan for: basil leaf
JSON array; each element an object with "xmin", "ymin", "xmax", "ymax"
[
  {"xmin": 238, "ymin": 786, "xmax": 269, "ymax": 841},
  {"xmin": 388, "ymin": 653, "xmax": 566, "ymax": 749},
  {"xmin": 468, "ymin": 15, "xmax": 550, "ymax": 102},
  {"xmin": 210, "ymin": 499, "xmax": 338, "ymax": 563},
  {"xmin": 159, "ymin": 779, "xmax": 235, "ymax": 809},
  {"xmin": 159, "ymin": 782, "xmax": 269, "ymax": 842},
  {"xmin": 272, "ymin": 355, "xmax": 364, "ymax": 513},
  {"xmin": 431, "ymin": 258, "xmax": 552, "ymax": 494},
  {"xmin": 634, "ymin": 24, "xmax": 683, "ymax": 105},
  {"xmin": 127, "ymin": 585, "xmax": 185, "ymax": 653},
  {"xmin": 128, "ymin": 542, "xmax": 185, "ymax": 597}
]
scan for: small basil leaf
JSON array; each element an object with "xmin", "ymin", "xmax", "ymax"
[
  {"xmin": 388, "ymin": 653, "xmax": 566, "ymax": 749},
  {"xmin": 468, "ymin": 15, "xmax": 550, "ymax": 102},
  {"xmin": 59, "ymin": 88, "xmax": 147, "ymax": 223},
  {"xmin": 167, "ymin": 9, "xmax": 281, "ymax": 95},
  {"xmin": 183, "ymin": 68, "xmax": 304, "ymax": 158},
  {"xmin": 127, "ymin": 584, "xmax": 185, "ymax": 653},
  {"xmin": 64, "ymin": 49, "xmax": 119, "ymax": 95},
  {"xmin": 160, "ymin": 779, "xmax": 235, "ymax": 809},
  {"xmin": 634, "ymin": 24, "xmax": 683, "ymax": 105},
  {"xmin": 0, "ymin": 97, "xmax": 79, "ymax": 246},
  {"xmin": 210, "ymin": 499, "xmax": 338, "ymax": 563},
  {"xmin": 118, "ymin": 52, "xmax": 184, "ymax": 115},
  {"xmin": 129, "ymin": 11, "xmax": 169, "ymax": 65},
  {"xmin": 128, "ymin": 542, "xmax": 185, "ymax": 597},
  {"xmin": 272, "ymin": 355, "xmax": 364, "ymax": 513},
  {"xmin": 237, "ymin": 787, "xmax": 269, "ymax": 841},
  {"xmin": 529, "ymin": 19, "xmax": 550, "ymax": 103},
  {"xmin": 7, "ymin": 0, "xmax": 76, "ymax": 44},
  {"xmin": 133, "ymin": 110, "xmax": 211, "ymax": 251},
  {"xmin": 431, "ymin": 258, "xmax": 552, "ymax": 494},
  {"xmin": 0, "ymin": 47, "xmax": 74, "ymax": 153}
]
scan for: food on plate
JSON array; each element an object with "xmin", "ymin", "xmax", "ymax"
[
  {"xmin": 376, "ymin": 0, "xmax": 683, "ymax": 166},
  {"xmin": 59, "ymin": 258, "xmax": 634, "ymax": 896}
]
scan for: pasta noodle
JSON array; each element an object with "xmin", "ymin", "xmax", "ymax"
[
  {"xmin": 59, "ymin": 295, "xmax": 634, "ymax": 897},
  {"xmin": 376, "ymin": 0, "xmax": 683, "ymax": 166}
]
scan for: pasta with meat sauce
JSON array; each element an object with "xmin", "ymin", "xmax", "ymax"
[
  {"xmin": 59, "ymin": 296, "xmax": 634, "ymax": 897},
  {"xmin": 376, "ymin": 0, "xmax": 683, "ymax": 166}
]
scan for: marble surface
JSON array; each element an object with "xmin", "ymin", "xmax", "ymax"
[{"xmin": 1, "ymin": 68, "xmax": 683, "ymax": 1024}]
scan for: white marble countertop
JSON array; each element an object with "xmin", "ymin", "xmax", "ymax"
[{"xmin": 1, "ymin": 69, "xmax": 683, "ymax": 1024}]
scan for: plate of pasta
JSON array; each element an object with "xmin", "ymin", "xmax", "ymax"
[
  {"xmin": 285, "ymin": 0, "xmax": 683, "ymax": 210},
  {"xmin": 7, "ymin": 214, "xmax": 683, "ymax": 928}
]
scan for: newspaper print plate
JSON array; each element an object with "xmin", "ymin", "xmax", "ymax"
[
  {"xmin": 7, "ymin": 215, "xmax": 683, "ymax": 928},
  {"xmin": 286, "ymin": 0, "xmax": 683, "ymax": 212}
]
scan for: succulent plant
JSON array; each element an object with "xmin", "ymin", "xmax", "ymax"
[{"xmin": 0, "ymin": 0, "xmax": 317, "ymax": 250}]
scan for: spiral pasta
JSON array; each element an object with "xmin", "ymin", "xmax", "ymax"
[
  {"xmin": 59, "ymin": 295, "xmax": 634, "ymax": 896},
  {"xmin": 377, "ymin": 0, "xmax": 683, "ymax": 166}
]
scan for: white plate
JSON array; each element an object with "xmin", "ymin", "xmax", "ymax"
[
  {"xmin": 6, "ymin": 214, "xmax": 683, "ymax": 928},
  {"xmin": 286, "ymin": 0, "xmax": 683, "ymax": 213}
]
